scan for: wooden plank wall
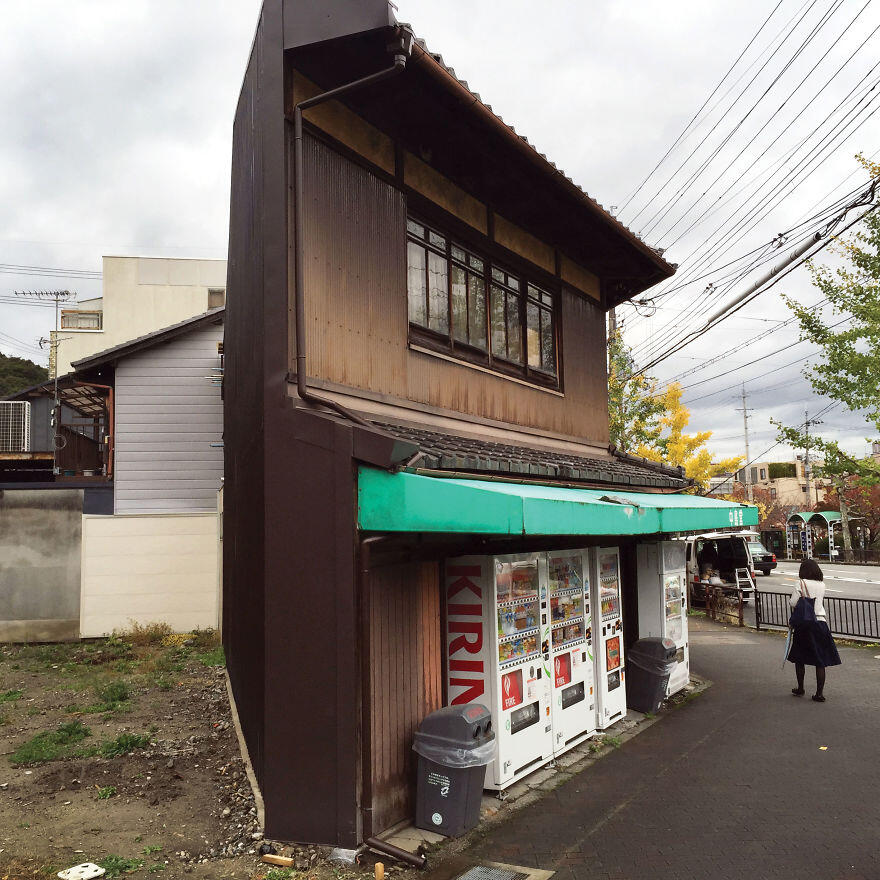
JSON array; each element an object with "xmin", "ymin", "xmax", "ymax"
[
  {"xmin": 369, "ymin": 561, "xmax": 442, "ymax": 834},
  {"xmin": 300, "ymin": 135, "xmax": 609, "ymax": 443}
]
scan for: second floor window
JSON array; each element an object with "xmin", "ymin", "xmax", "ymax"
[{"xmin": 406, "ymin": 217, "xmax": 558, "ymax": 387}]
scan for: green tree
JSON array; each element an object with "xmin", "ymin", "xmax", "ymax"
[
  {"xmin": 607, "ymin": 328, "xmax": 664, "ymax": 453},
  {"xmin": 0, "ymin": 351, "xmax": 48, "ymax": 397},
  {"xmin": 774, "ymin": 156, "xmax": 880, "ymax": 557}
]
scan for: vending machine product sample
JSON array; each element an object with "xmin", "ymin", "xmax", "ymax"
[
  {"xmin": 636, "ymin": 540, "xmax": 689, "ymax": 695},
  {"xmin": 591, "ymin": 547, "xmax": 627, "ymax": 727}
]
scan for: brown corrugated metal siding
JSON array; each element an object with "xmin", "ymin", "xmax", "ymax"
[
  {"xmin": 298, "ymin": 134, "xmax": 610, "ymax": 444},
  {"xmin": 369, "ymin": 561, "xmax": 442, "ymax": 834}
]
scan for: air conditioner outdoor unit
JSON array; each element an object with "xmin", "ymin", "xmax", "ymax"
[{"xmin": 0, "ymin": 400, "xmax": 31, "ymax": 453}]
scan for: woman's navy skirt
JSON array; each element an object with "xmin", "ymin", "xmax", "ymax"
[{"xmin": 787, "ymin": 620, "xmax": 842, "ymax": 667}]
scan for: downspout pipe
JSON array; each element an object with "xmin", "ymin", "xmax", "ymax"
[{"xmin": 293, "ymin": 30, "xmax": 412, "ymax": 428}]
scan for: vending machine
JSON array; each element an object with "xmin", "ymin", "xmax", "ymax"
[
  {"xmin": 636, "ymin": 540, "xmax": 689, "ymax": 695},
  {"xmin": 546, "ymin": 549, "xmax": 596, "ymax": 754},
  {"xmin": 590, "ymin": 547, "xmax": 627, "ymax": 728},
  {"xmin": 445, "ymin": 554, "xmax": 552, "ymax": 790}
]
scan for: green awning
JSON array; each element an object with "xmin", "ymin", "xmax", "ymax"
[{"xmin": 358, "ymin": 467, "xmax": 758, "ymax": 536}]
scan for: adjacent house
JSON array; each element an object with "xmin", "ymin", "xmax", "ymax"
[
  {"xmin": 223, "ymin": 0, "xmax": 756, "ymax": 847},
  {"xmin": 736, "ymin": 457, "xmax": 827, "ymax": 507},
  {"xmin": 0, "ymin": 309, "xmax": 224, "ymax": 641},
  {"xmin": 52, "ymin": 255, "xmax": 227, "ymax": 377}
]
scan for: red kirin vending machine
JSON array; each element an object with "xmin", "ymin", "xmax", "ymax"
[{"xmin": 445, "ymin": 550, "xmax": 595, "ymax": 791}]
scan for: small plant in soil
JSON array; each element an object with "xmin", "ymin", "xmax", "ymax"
[
  {"xmin": 142, "ymin": 845, "xmax": 162, "ymax": 857},
  {"xmin": 0, "ymin": 689, "xmax": 23, "ymax": 702},
  {"xmin": 122, "ymin": 621, "xmax": 173, "ymax": 646},
  {"xmin": 10, "ymin": 720, "xmax": 92, "ymax": 766},
  {"xmin": 99, "ymin": 855, "xmax": 144, "ymax": 878},
  {"xmin": 100, "ymin": 732, "xmax": 152, "ymax": 757},
  {"xmin": 96, "ymin": 680, "xmax": 131, "ymax": 706},
  {"xmin": 97, "ymin": 785, "xmax": 117, "ymax": 799},
  {"xmin": 196, "ymin": 646, "xmax": 225, "ymax": 667}
]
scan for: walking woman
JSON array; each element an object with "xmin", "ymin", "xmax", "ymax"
[{"xmin": 788, "ymin": 559, "xmax": 841, "ymax": 701}]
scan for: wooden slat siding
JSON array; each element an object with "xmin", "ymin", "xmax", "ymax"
[
  {"xmin": 299, "ymin": 136, "xmax": 610, "ymax": 444},
  {"xmin": 369, "ymin": 561, "xmax": 442, "ymax": 835},
  {"xmin": 114, "ymin": 323, "xmax": 223, "ymax": 514}
]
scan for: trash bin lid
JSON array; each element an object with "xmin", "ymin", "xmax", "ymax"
[
  {"xmin": 414, "ymin": 704, "xmax": 494, "ymax": 752},
  {"xmin": 630, "ymin": 636, "xmax": 677, "ymax": 661}
]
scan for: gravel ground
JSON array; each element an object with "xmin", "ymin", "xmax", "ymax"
[{"xmin": 0, "ymin": 633, "xmax": 419, "ymax": 880}]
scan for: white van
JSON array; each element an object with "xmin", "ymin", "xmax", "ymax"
[{"xmin": 681, "ymin": 532, "xmax": 756, "ymax": 604}]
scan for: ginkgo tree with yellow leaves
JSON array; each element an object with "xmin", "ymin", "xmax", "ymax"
[
  {"xmin": 608, "ymin": 326, "xmax": 745, "ymax": 491},
  {"xmin": 635, "ymin": 384, "xmax": 743, "ymax": 491}
]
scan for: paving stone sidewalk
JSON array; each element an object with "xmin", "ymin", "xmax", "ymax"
[{"xmin": 427, "ymin": 618, "xmax": 880, "ymax": 880}]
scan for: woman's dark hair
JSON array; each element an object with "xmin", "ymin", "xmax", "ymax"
[{"xmin": 799, "ymin": 559, "xmax": 824, "ymax": 581}]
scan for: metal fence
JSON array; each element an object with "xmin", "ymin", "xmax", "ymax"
[{"xmin": 756, "ymin": 591, "xmax": 880, "ymax": 641}]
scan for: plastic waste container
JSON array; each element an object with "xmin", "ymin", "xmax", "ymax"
[
  {"xmin": 413, "ymin": 704, "xmax": 495, "ymax": 837},
  {"xmin": 626, "ymin": 637, "xmax": 677, "ymax": 713}
]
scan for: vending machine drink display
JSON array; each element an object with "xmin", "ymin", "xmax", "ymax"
[
  {"xmin": 445, "ymin": 554, "xmax": 552, "ymax": 790},
  {"xmin": 636, "ymin": 541, "xmax": 689, "ymax": 695},
  {"xmin": 590, "ymin": 547, "xmax": 627, "ymax": 728},
  {"xmin": 444, "ymin": 550, "xmax": 596, "ymax": 790},
  {"xmin": 547, "ymin": 550, "xmax": 596, "ymax": 753}
]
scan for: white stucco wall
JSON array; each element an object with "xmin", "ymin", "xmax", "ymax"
[
  {"xmin": 80, "ymin": 513, "xmax": 220, "ymax": 637},
  {"xmin": 54, "ymin": 256, "xmax": 227, "ymax": 376}
]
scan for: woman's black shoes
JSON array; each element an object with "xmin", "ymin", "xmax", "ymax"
[
  {"xmin": 812, "ymin": 694, "xmax": 826, "ymax": 702},
  {"xmin": 792, "ymin": 687, "xmax": 805, "ymax": 696}
]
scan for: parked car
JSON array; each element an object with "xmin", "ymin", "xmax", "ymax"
[
  {"xmin": 681, "ymin": 532, "xmax": 756, "ymax": 604},
  {"xmin": 746, "ymin": 537, "xmax": 777, "ymax": 575}
]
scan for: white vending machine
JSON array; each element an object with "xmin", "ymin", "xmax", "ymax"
[
  {"xmin": 591, "ymin": 547, "xmax": 627, "ymax": 728},
  {"xmin": 445, "ymin": 554, "xmax": 552, "ymax": 790},
  {"xmin": 636, "ymin": 540, "xmax": 689, "ymax": 695},
  {"xmin": 547, "ymin": 549, "xmax": 596, "ymax": 754}
]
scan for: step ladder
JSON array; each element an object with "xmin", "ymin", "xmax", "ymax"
[{"xmin": 734, "ymin": 567, "xmax": 755, "ymax": 597}]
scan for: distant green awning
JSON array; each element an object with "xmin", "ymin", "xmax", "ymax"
[{"xmin": 357, "ymin": 467, "xmax": 758, "ymax": 536}]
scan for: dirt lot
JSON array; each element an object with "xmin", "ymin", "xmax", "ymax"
[{"xmin": 0, "ymin": 628, "xmax": 405, "ymax": 880}]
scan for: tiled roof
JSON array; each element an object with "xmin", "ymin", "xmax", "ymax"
[
  {"xmin": 376, "ymin": 422, "xmax": 688, "ymax": 490},
  {"xmin": 405, "ymin": 32, "xmax": 670, "ymax": 267}
]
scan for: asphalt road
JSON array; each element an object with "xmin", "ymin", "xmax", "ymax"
[{"xmin": 759, "ymin": 560, "xmax": 880, "ymax": 601}]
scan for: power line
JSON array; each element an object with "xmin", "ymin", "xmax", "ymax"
[
  {"xmin": 617, "ymin": 0, "xmax": 788, "ymax": 215},
  {"xmin": 625, "ymin": 0, "xmax": 821, "ymax": 226},
  {"xmin": 632, "ymin": 188, "xmax": 878, "ymax": 374},
  {"xmin": 651, "ymin": 7, "xmax": 880, "ymax": 247},
  {"xmin": 630, "ymin": 0, "xmax": 837, "ymax": 230},
  {"xmin": 628, "ymin": 75, "xmax": 880, "ymax": 356}
]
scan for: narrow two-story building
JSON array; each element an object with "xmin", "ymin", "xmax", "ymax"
[{"xmin": 223, "ymin": 0, "xmax": 756, "ymax": 848}]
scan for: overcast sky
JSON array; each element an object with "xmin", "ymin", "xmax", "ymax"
[{"xmin": 1, "ymin": 0, "xmax": 878, "ymax": 466}]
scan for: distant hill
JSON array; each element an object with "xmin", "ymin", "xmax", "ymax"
[{"xmin": 0, "ymin": 351, "xmax": 48, "ymax": 397}]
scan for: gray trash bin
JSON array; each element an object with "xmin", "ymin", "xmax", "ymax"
[
  {"xmin": 626, "ymin": 637, "xmax": 677, "ymax": 713},
  {"xmin": 413, "ymin": 704, "xmax": 495, "ymax": 837}
]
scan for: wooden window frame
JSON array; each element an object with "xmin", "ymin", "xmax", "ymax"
[{"xmin": 406, "ymin": 215, "xmax": 561, "ymax": 390}]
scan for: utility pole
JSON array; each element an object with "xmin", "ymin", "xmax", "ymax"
[
  {"xmin": 737, "ymin": 384, "xmax": 753, "ymax": 503},
  {"xmin": 15, "ymin": 289, "xmax": 75, "ymax": 475},
  {"xmin": 802, "ymin": 410, "xmax": 823, "ymax": 511},
  {"xmin": 608, "ymin": 307, "xmax": 618, "ymax": 340},
  {"xmin": 835, "ymin": 476, "xmax": 853, "ymax": 563}
]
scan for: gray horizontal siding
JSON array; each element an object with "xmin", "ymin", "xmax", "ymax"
[{"xmin": 114, "ymin": 323, "xmax": 223, "ymax": 514}]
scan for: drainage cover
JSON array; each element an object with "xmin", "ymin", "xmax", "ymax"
[{"xmin": 455, "ymin": 867, "xmax": 530, "ymax": 880}]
